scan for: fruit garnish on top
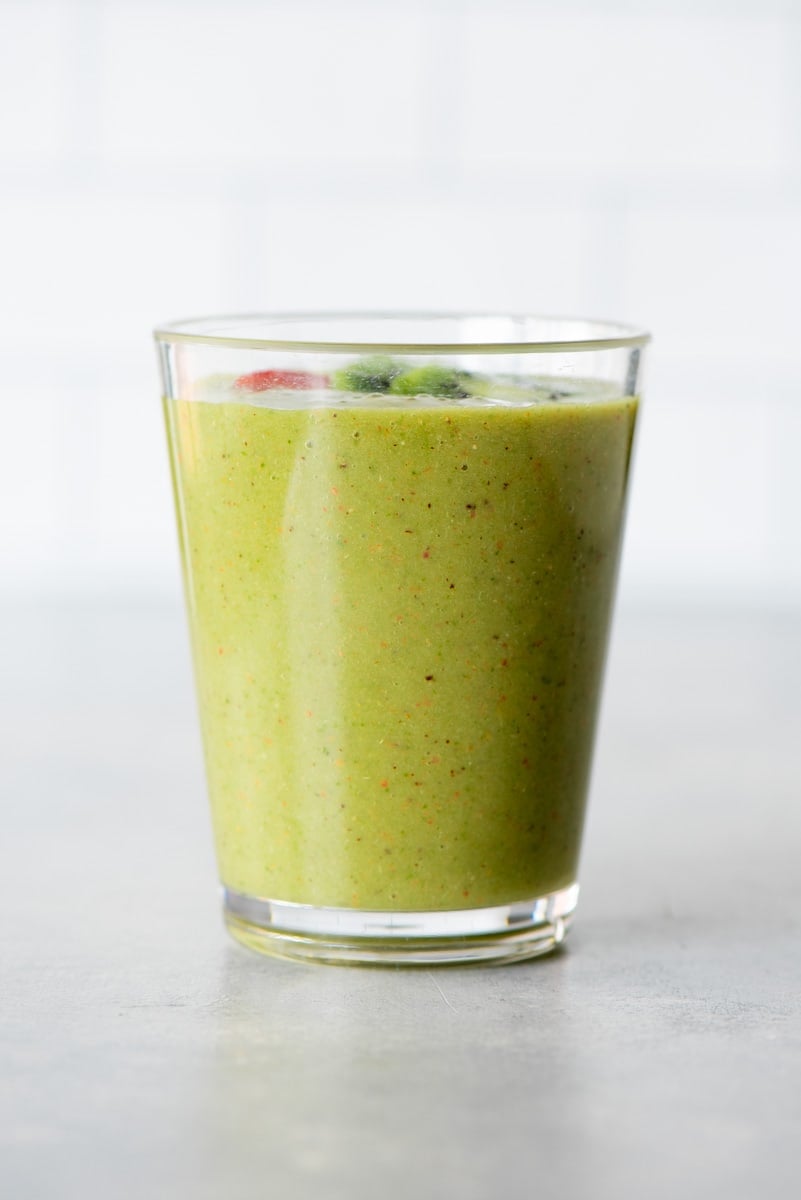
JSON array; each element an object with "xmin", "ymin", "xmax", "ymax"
[
  {"xmin": 332, "ymin": 356, "xmax": 404, "ymax": 393},
  {"xmin": 233, "ymin": 369, "xmax": 329, "ymax": 391},
  {"xmin": 227, "ymin": 357, "xmax": 608, "ymax": 404},
  {"xmin": 333, "ymin": 358, "xmax": 471, "ymax": 398}
]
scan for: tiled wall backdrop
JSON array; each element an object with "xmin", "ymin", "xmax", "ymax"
[{"xmin": 2, "ymin": 0, "xmax": 800, "ymax": 606}]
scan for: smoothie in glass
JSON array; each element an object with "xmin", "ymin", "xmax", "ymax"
[{"xmin": 157, "ymin": 316, "xmax": 647, "ymax": 964}]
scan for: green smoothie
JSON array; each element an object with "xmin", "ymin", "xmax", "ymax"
[{"xmin": 165, "ymin": 372, "xmax": 637, "ymax": 911}]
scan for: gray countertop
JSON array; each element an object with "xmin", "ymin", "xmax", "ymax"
[{"xmin": 2, "ymin": 599, "xmax": 800, "ymax": 1198}]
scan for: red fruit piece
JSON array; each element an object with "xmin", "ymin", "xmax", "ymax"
[{"xmin": 233, "ymin": 369, "xmax": 328, "ymax": 392}]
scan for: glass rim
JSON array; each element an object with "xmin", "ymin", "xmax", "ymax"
[{"xmin": 153, "ymin": 311, "xmax": 651, "ymax": 356}]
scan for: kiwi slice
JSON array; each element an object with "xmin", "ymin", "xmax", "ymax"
[
  {"xmin": 389, "ymin": 364, "xmax": 471, "ymax": 399},
  {"xmin": 332, "ymin": 356, "xmax": 404, "ymax": 393}
]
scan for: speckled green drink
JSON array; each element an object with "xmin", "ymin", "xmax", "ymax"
[{"xmin": 157, "ymin": 315, "xmax": 648, "ymax": 964}]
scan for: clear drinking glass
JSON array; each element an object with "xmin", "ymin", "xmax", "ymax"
[{"xmin": 155, "ymin": 314, "xmax": 649, "ymax": 965}]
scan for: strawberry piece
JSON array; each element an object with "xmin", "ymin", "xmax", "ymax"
[{"xmin": 233, "ymin": 369, "xmax": 328, "ymax": 392}]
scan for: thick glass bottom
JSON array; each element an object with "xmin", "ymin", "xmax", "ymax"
[{"xmin": 223, "ymin": 882, "xmax": 579, "ymax": 966}]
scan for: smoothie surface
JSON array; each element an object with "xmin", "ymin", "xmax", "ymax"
[{"xmin": 165, "ymin": 375, "xmax": 637, "ymax": 910}]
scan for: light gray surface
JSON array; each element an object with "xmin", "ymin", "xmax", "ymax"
[{"xmin": 2, "ymin": 599, "xmax": 800, "ymax": 1198}]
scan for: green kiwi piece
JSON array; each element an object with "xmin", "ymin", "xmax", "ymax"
[
  {"xmin": 389, "ymin": 364, "xmax": 471, "ymax": 399},
  {"xmin": 332, "ymin": 356, "xmax": 404, "ymax": 393}
]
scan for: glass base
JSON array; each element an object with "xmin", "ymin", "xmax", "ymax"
[{"xmin": 223, "ymin": 883, "xmax": 579, "ymax": 966}]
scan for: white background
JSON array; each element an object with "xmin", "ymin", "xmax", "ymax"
[{"xmin": 2, "ymin": 0, "xmax": 799, "ymax": 608}]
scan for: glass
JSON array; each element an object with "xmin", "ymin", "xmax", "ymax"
[{"xmin": 155, "ymin": 314, "xmax": 649, "ymax": 965}]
